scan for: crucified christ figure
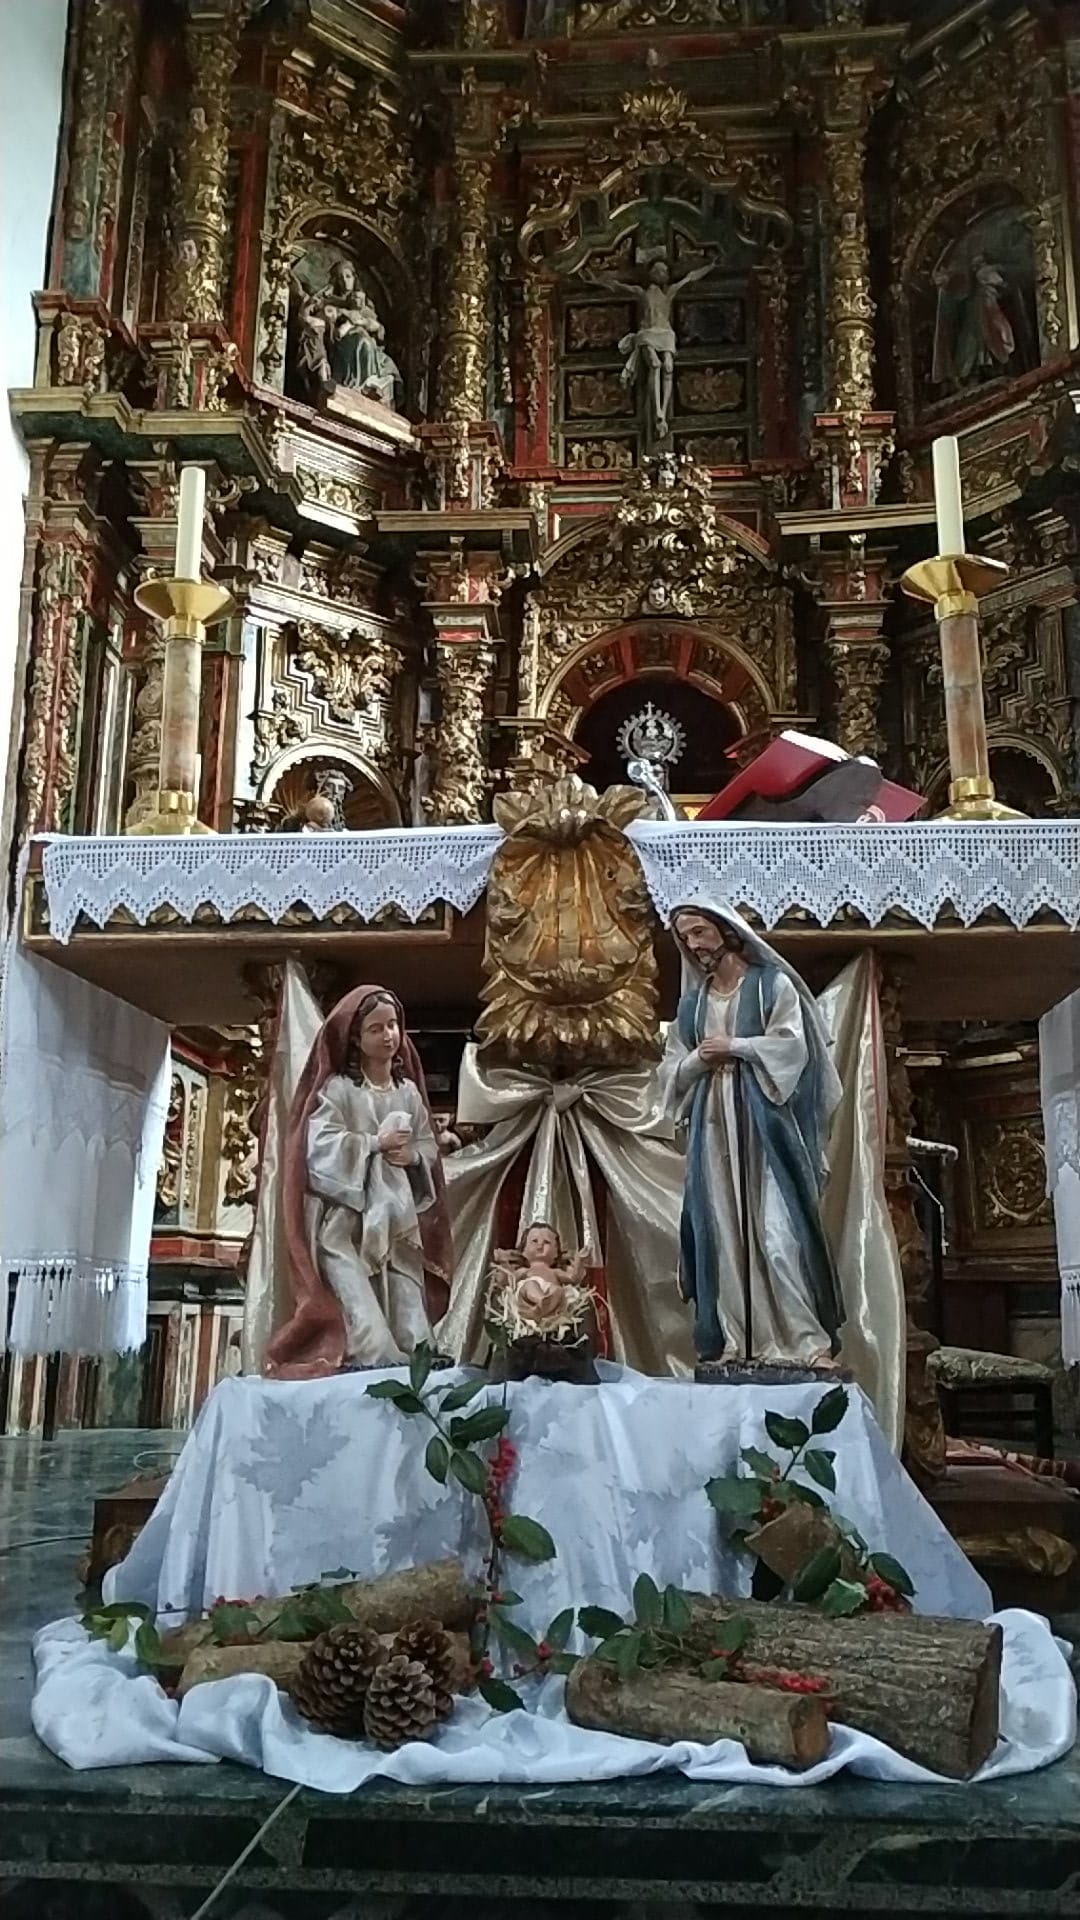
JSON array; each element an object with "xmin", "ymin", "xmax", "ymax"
[{"xmin": 590, "ymin": 257, "xmax": 714, "ymax": 447}]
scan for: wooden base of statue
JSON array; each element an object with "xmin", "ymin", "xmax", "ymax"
[
  {"xmin": 694, "ymin": 1359, "xmax": 854, "ymax": 1387},
  {"xmin": 490, "ymin": 1335, "xmax": 599, "ymax": 1386},
  {"xmin": 322, "ymin": 383, "xmax": 416, "ymax": 446}
]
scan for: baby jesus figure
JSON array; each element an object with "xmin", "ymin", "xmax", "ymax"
[{"xmin": 488, "ymin": 1220, "xmax": 594, "ymax": 1343}]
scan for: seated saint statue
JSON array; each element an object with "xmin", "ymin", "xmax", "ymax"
[
  {"xmin": 659, "ymin": 898, "xmax": 844, "ymax": 1369},
  {"xmin": 265, "ymin": 984, "xmax": 452, "ymax": 1378}
]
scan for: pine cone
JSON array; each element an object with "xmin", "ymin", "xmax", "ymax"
[
  {"xmin": 363, "ymin": 1654, "xmax": 438, "ymax": 1750},
  {"xmin": 290, "ymin": 1624, "xmax": 383, "ymax": 1738},
  {"xmin": 390, "ymin": 1617, "xmax": 456, "ymax": 1701}
]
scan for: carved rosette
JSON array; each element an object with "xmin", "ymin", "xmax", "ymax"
[
  {"xmin": 20, "ymin": 543, "xmax": 91, "ymax": 838},
  {"xmin": 427, "ymin": 641, "xmax": 496, "ymax": 824},
  {"xmin": 164, "ymin": 3, "xmax": 248, "ymax": 325},
  {"xmin": 827, "ymin": 634, "xmax": 890, "ymax": 762},
  {"xmin": 477, "ymin": 776, "xmax": 659, "ymax": 1072}
]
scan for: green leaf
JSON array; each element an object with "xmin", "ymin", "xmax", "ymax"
[
  {"xmin": 499, "ymin": 1513, "xmax": 556, "ymax": 1562},
  {"xmin": 801, "ymin": 1448, "xmax": 837, "ymax": 1494},
  {"xmin": 708, "ymin": 1615, "xmax": 750, "ymax": 1656},
  {"xmin": 365, "ymin": 1380, "xmax": 426, "ymax": 1414},
  {"xmin": 492, "ymin": 1613, "xmax": 539, "ymax": 1662},
  {"xmin": 440, "ymin": 1377, "xmax": 488, "ymax": 1411},
  {"xmin": 449, "ymin": 1406, "xmax": 509, "ymax": 1445},
  {"xmin": 478, "ymin": 1675, "xmax": 524, "ymax": 1713},
  {"xmin": 662, "ymin": 1585, "xmax": 692, "ymax": 1634},
  {"xmin": 544, "ymin": 1607, "xmax": 575, "ymax": 1653},
  {"xmin": 763, "ymin": 1411, "xmax": 810, "ymax": 1453},
  {"xmin": 425, "ymin": 1435, "xmax": 450, "ymax": 1485},
  {"xmin": 782, "ymin": 1482, "xmax": 825, "ymax": 1510},
  {"xmin": 705, "ymin": 1475, "xmax": 764, "ymax": 1516},
  {"xmin": 409, "ymin": 1342, "xmax": 434, "ymax": 1395},
  {"xmin": 614, "ymin": 1627, "xmax": 644, "ymax": 1680},
  {"xmin": 449, "ymin": 1447, "xmax": 489, "ymax": 1496},
  {"xmin": 632, "ymin": 1573, "xmax": 663, "ymax": 1628},
  {"xmin": 868, "ymin": 1552, "xmax": 916, "ymax": 1600},
  {"xmin": 740, "ymin": 1447, "xmax": 777, "ymax": 1480},
  {"xmin": 273, "ymin": 1587, "xmax": 353, "ymax": 1641},
  {"xmin": 546, "ymin": 1651, "xmax": 577, "ymax": 1676},
  {"xmin": 791, "ymin": 1545, "xmax": 842, "ymax": 1605},
  {"xmin": 107, "ymin": 1617, "xmax": 130, "ymax": 1652},
  {"xmin": 819, "ymin": 1578, "xmax": 868, "ymax": 1618},
  {"xmin": 595, "ymin": 1632, "xmax": 627, "ymax": 1665},
  {"xmin": 82, "ymin": 1601, "xmax": 152, "ymax": 1628},
  {"xmin": 209, "ymin": 1602, "xmax": 260, "ymax": 1645},
  {"xmin": 134, "ymin": 1621, "xmax": 169, "ymax": 1669},
  {"xmin": 493, "ymin": 1588, "xmax": 523, "ymax": 1608},
  {"xmin": 700, "ymin": 1656, "xmax": 732, "ymax": 1683},
  {"xmin": 321, "ymin": 1566, "xmax": 357, "ymax": 1582},
  {"xmin": 578, "ymin": 1605, "xmax": 627, "ymax": 1641},
  {"xmin": 811, "ymin": 1385, "xmax": 849, "ymax": 1435}
]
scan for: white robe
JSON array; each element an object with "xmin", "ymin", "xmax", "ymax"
[
  {"xmin": 661, "ymin": 974, "xmax": 833, "ymax": 1365},
  {"xmin": 306, "ymin": 1073, "xmax": 437, "ymax": 1366}
]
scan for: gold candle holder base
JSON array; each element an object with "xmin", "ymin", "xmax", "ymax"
[
  {"xmin": 128, "ymin": 575, "xmax": 235, "ymax": 838},
  {"xmin": 899, "ymin": 551, "xmax": 1025, "ymax": 822}
]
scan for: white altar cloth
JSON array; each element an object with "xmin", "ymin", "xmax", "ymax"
[
  {"xmin": 35, "ymin": 818, "xmax": 1080, "ymax": 942},
  {"xmin": 31, "ymin": 1368, "xmax": 1076, "ymax": 1788}
]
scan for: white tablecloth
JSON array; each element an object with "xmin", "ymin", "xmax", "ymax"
[{"xmin": 32, "ymin": 1367, "xmax": 1076, "ymax": 1790}]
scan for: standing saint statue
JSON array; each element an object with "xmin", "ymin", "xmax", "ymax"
[
  {"xmin": 590, "ymin": 257, "xmax": 713, "ymax": 447},
  {"xmin": 265, "ymin": 985, "xmax": 452, "ymax": 1378},
  {"xmin": 660, "ymin": 900, "xmax": 844, "ymax": 1369}
]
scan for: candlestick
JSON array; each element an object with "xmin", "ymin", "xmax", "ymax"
[
  {"xmin": 174, "ymin": 466, "xmax": 206, "ymax": 582},
  {"xmin": 900, "ymin": 553, "xmax": 1024, "ymax": 821},
  {"xmin": 931, "ymin": 436, "xmax": 964, "ymax": 557},
  {"xmin": 127, "ymin": 576, "xmax": 234, "ymax": 836}
]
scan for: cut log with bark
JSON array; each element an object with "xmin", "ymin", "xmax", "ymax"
[
  {"xmin": 566, "ymin": 1661, "xmax": 829, "ymax": 1770},
  {"xmin": 686, "ymin": 1596, "xmax": 1001, "ymax": 1778},
  {"xmin": 177, "ymin": 1629, "xmax": 475, "ymax": 1700},
  {"xmin": 189, "ymin": 1558, "xmax": 474, "ymax": 1642},
  {"xmin": 178, "ymin": 1642, "xmax": 307, "ymax": 1697},
  {"xmin": 744, "ymin": 1505, "xmax": 859, "ymax": 1587}
]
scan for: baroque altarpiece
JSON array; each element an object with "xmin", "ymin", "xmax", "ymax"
[{"xmin": 4, "ymin": 0, "xmax": 1080, "ymax": 1431}]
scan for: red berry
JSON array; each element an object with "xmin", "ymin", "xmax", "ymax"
[
  {"xmin": 537, "ymin": 1641, "xmax": 550, "ymax": 1660},
  {"xmin": 480, "ymin": 1656, "xmax": 493, "ymax": 1677}
]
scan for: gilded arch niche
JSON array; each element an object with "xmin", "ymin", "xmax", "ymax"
[{"xmin": 525, "ymin": 458, "xmax": 793, "ymax": 735}]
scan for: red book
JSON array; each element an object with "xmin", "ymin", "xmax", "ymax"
[{"xmin": 697, "ymin": 732, "xmax": 924, "ymax": 824}]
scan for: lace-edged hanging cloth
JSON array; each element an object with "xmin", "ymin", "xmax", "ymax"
[
  {"xmin": 1039, "ymin": 990, "xmax": 1080, "ymax": 1369},
  {"xmin": 0, "ymin": 910, "xmax": 170, "ymax": 1356}
]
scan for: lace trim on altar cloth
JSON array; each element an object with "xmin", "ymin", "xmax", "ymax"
[
  {"xmin": 35, "ymin": 820, "xmax": 1080, "ymax": 944},
  {"xmin": 4, "ymin": 1260, "xmax": 148, "ymax": 1357},
  {"xmin": 39, "ymin": 827, "xmax": 504, "ymax": 943}
]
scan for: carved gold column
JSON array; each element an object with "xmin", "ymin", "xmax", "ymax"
[
  {"xmin": 164, "ymin": 1, "xmax": 247, "ymax": 325},
  {"xmin": 880, "ymin": 965, "xmax": 945, "ymax": 1491},
  {"xmin": 20, "ymin": 542, "xmax": 92, "ymax": 839},
  {"xmin": 437, "ymin": 86, "xmax": 495, "ymax": 500},
  {"xmin": 422, "ymin": 549, "xmax": 501, "ymax": 824},
  {"xmin": 827, "ymin": 625, "xmax": 890, "ymax": 763}
]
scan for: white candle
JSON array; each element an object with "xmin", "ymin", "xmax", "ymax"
[
  {"xmin": 931, "ymin": 436, "xmax": 964, "ymax": 556},
  {"xmin": 174, "ymin": 465, "xmax": 206, "ymax": 581}
]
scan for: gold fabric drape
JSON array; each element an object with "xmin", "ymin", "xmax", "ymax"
[{"xmin": 438, "ymin": 1049, "xmax": 695, "ymax": 1376}]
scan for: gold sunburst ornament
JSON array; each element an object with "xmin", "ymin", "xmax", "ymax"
[{"xmin": 476, "ymin": 776, "xmax": 660, "ymax": 1071}]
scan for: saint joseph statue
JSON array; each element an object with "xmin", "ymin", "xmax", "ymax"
[{"xmin": 660, "ymin": 899, "xmax": 844, "ymax": 1367}]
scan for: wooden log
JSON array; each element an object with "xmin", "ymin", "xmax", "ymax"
[
  {"xmin": 566, "ymin": 1660, "xmax": 829, "ymax": 1771},
  {"xmin": 177, "ymin": 1630, "xmax": 475, "ymax": 1700},
  {"xmin": 206, "ymin": 1558, "xmax": 474, "ymax": 1640},
  {"xmin": 178, "ymin": 1642, "xmax": 306, "ymax": 1697},
  {"xmin": 744, "ymin": 1505, "xmax": 859, "ymax": 1586},
  {"xmin": 686, "ymin": 1596, "xmax": 1001, "ymax": 1778}
]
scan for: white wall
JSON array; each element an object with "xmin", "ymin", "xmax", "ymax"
[{"xmin": 0, "ymin": 0, "xmax": 68, "ymax": 876}]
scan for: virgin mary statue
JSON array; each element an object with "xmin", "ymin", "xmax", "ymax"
[
  {"xmin": 660, "ymin": 897, "xmax": 844, "ymax": 1368},
  {"xmin": 265, "ymin": 984, "xmax": 452, "ymax": 1379}
]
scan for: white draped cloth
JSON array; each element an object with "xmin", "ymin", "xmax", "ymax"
[
  {"xmin": 1040, "ymin": 990, "xmax": 1080, "ymax": 1367},
  {"xmin": 0, "ymin": 934, "xmax": 169, "ymax": 1355},
  {"xmin": 28, "ymin": 1367, "xmax": 1075, "ymax": 1787}
]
